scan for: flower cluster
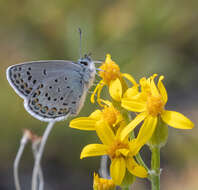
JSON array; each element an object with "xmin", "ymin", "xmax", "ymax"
[{"xmin": 69, "ymin": 54, "xmax": 194, "ymax": 189}]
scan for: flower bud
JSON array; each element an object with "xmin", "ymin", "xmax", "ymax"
[{"xmin": 93, "ymin": 173, "xmax": 116, "ymax": 190}]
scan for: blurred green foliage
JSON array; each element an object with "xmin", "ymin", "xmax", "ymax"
[{"xmin": 0, "ymin": 0, "xmax": 198, "ymax": 189}]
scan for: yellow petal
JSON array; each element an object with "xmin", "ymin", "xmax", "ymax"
[
  {"xmin": 91, "ymin": 83, "xmax": 100, "ymax": 103},
  {"xmin": 115, "ymin": 120, "xmax": 127, "ymax": 139},
  {"xmin": 120, "ymin": 112, "xmax": 148, "ymax": 141},
  {"xmin": 100, "ymin": 99, "xmax": 113, "ymax": 107},
  {"xmin": 110, "ymin": 157, "xmax": 126, "ymax": 185},
  {"xmin": 89, "ymin": 110, "xmax": 102, "ymax": 121},
  {"xmin": 126, "ymin": 157, "xmax": 147, "ymax": 178},
  {"xmin": 97, "ymin": 83, "xmax": 105, "ymax": 107},
  {"xmin": 69, "ymin": 117, "xmax": 96, "ymax": 131},
  {"xmin": 136, "ymin": 115, "xmax": 158, "ymax": 146},
  {"xmin": 90, "ymin": 80, "xmax": 104, "ymax": 104},
  {"xmin": 117, "ymin": 148, "xmax": 130, "ymax": 157},
  {"xmin": 158, "ymin": 76, "xmax": 168, "ymax": 104},
  {"xmin": 122, "ymin": 98, "xmax": 147, "ymax": 112},
  {"xmin": 122, "ymin": 73, "xmax": 137, "ymax": 86},
  {"xmin": 95, "ymin": 120, "xmax": 115, "ymax": 145},
  {"xmin": 80, "ymin": 144, "xmax": 108, "ymax": 159},
  {"xmin": 140, "ymin": 77, "xmax": 150, "ymax": 93},
  {"xmin": 150, "ymin": 74, "xmax": 160, "ymax": 96},
  {"xmin": 123, "ymin": 87, "xmax": 139, "ymax": 99},
  {"xmin": 140, "ymin": 77, "xmax": 147, "ymax": 87},
  {"xmin": 109, "ymin": 78, "xmax": 122, "ymax": 101},
  {"xmin": 129, "ymin": 139, "xmax": 141, "ymax": 156},
  {"xmin": 161, "ymin": 110, "xmax": 194, "ymax": 129},
  {"xmin": 106, "ymin": 53, "xmax": 112, "ymax": 63},
  {"xmin": 115, "ymin": 113, "xmax": 124, "ymax": 127}
]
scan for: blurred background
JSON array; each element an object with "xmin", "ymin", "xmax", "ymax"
[{"xmin": 1, "ymin": 0, "xmax": 198, "ymax": 189}]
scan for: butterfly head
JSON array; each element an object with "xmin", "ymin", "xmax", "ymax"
[
  {"xmin": 78, "ymin": 54, "xmax": 95, "ymax": 71},
  {"xmin": 78, "ymin": 54, "xmax": 96, "ymax": 88}
]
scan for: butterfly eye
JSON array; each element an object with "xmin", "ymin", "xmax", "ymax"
[{"xmin": 80, "ymin": 61, "xmax": 88, "ymax": 66}]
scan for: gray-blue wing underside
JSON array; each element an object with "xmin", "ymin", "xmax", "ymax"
[
  {"xmin": 7, "ymin": 60, "xmax": 85, "ymax": 121},
  {"xmin": 6, "ymin": 60, "xmax": 81, "ymax": 98}
]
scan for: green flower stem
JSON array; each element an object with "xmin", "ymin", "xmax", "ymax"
[{"xmin": 150, "ymin": 147, "xmax": 160, "ymax": 190}]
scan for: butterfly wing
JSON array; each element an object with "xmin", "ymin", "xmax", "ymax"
[
  {"xmin": 6, "ymin": 60, "xmax": 81, "ymax": 98},
  {"xmin": 7, "ymin": 60, "xmax": 86, "ymax": 122},
  {"xmin": 26, "ymin": 71, "xmax": 86, "ymax": 122}
]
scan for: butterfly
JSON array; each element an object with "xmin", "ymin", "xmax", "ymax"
[{"xmin": 6, "ymin": 54, "xmax": 96, "ymax": 122}]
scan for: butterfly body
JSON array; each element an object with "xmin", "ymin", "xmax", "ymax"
[{"xmin": 6, "ymin": 55, "xmax": 96, "ymax": 122}]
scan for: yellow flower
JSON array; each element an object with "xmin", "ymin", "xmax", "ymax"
[
  {"xmin": 120, "ymin": 74, "xmax": 194, "ymax": 144},
  {"xmin": 91, "ymin": 54, "xmax": 137, "ymax": 105},
  {"xmin": 80, "ymin": 121, "xmax": 147, "ymax": 185},
  {"xmin": 69, "ymin": 101, "xmax": 123, "ymax": 131},
  {"xmin": 93, "ymin": 173, "xmax": 115, "ymax": 190}
]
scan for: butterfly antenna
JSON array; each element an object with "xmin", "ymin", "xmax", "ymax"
[{"xmin": 78, "ymin": 28, "xmax": 82, "ymax": 59}]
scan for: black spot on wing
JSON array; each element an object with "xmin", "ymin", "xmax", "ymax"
[{"xmin": 8, "ymin": 65, "xmax": 37, "ymax": 96}]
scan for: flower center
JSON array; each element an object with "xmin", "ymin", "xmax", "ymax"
[
  {"xmin": 99, "ymin": 54, "xmax": 121, "ymax": 85},
  {"xmin": 102, "ymin": 106, "xmax": 119, "ymax": 126},
  {"xmin": 147, "ymin": 95, "xmax": 164, "ymax": 116},
  {"xmin": 107, "ymin": 140, "xmax": 129, "ymax": 159}
]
